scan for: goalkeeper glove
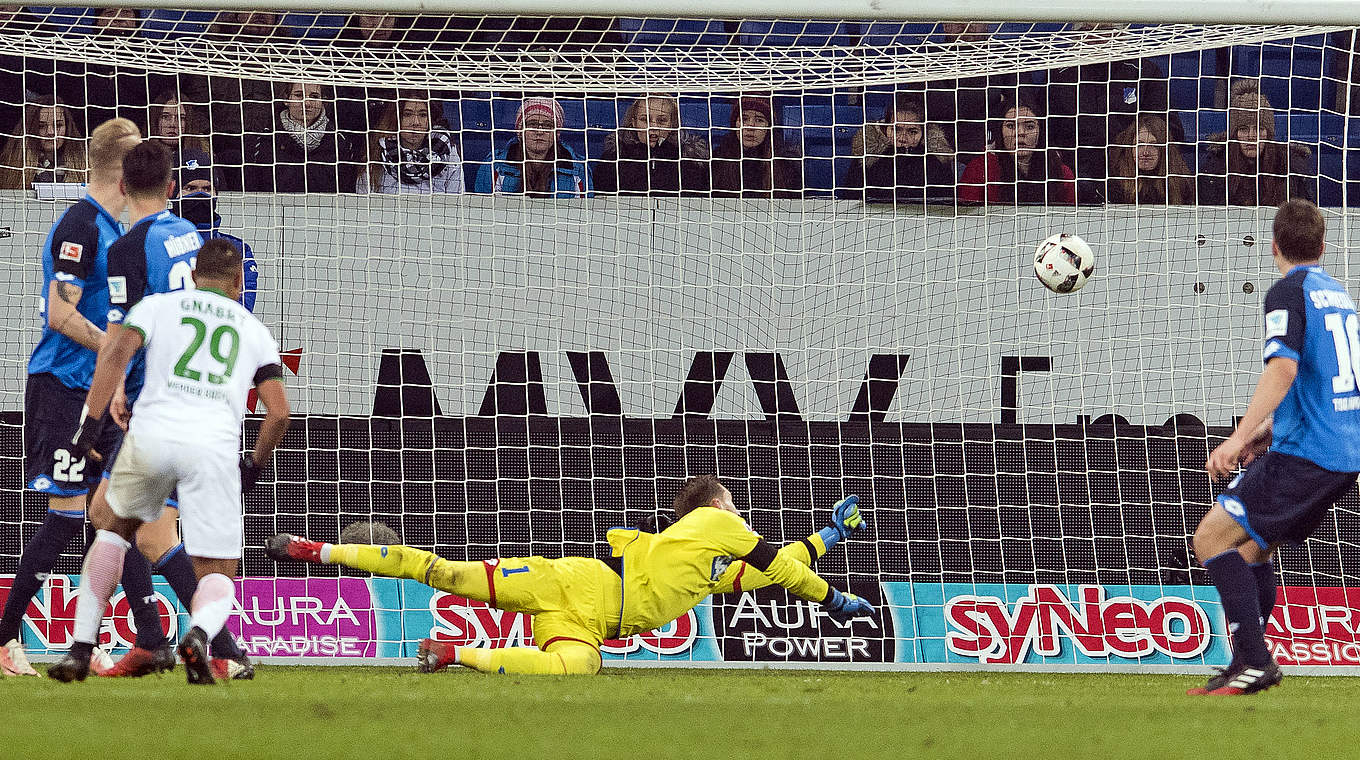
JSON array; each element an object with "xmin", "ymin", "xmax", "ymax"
[
  {"xmin": 70, "ymin": 405, "xmax": 104, "ymax": 464},
  {"xmin": 240, "ymin": 454, "xmax": 263, "ymax": 493},
  {"xmin": 823, "ymin": 588, "xmax": 876, "ymax": 624},
  {"xmin": 818, "ymin": 495, "xmax": 866, "ymax": 552}
]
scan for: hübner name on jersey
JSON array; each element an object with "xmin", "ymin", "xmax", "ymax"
[
  {"xmin": 1333, "ymin": 395, "xmax": 1360, "ymax": 412},
  {"xmin": 180, "ymin": 297, "xmax": 238, "ymax": 321},
  {"xmin": 164, "ymin": 231, "xmax": 201, "ymax": 259},
  {"xmin": 1310, "ymin": 289, "xmax": 1357, "ymax": 311}
]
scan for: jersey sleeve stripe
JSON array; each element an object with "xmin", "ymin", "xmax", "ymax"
[{"xmin": 123, "ymin": 323, "xmax": 148, "ymax": 343}]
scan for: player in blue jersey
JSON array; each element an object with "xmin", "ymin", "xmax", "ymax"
[
  {"xmin": 1192, "ymin": 199, "xmax": 1360, "ymax": 696},
  {"xmin": 0, "ymin": 119, "xmax": 144, "ymax": 678},
  {"xmin": 91, "ymin": 140, "xmax": 254, "ymax": 680},
  {"xmin": 171, "ymin": 151, "xmax": 259, "ymax": 312}
]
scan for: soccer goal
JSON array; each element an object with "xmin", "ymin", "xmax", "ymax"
[{"xmin": 2, "ymin": 1, "xmax": 1359, "ymax": 673}]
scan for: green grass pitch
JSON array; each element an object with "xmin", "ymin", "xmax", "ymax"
[{"xmin": 4, "ymin": 668, "xmax": 1358, "ymax": 759}]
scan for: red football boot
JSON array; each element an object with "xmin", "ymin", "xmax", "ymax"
[
  {"xmin": 99, "ymin": 644, "xmax": 176, "ymax": 677},
  {"xmin": 264, "ymin": 534, "xmax": 327, "ymax": 564},
  {"xmin": 417, "ymin": 639, "xmax": 459, "ymax": 673}
]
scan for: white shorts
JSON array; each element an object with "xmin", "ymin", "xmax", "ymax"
[{"xmin": 106, "ymin": 431, "xmax": 242, "ymax": 559}]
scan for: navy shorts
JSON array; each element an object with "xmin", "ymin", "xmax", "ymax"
[
  {"xmin": 24, "ymin": 372, "xmax": 123, "ymax": 497},
  {"xmin": 1217, "ymin": 450, "xmax": 1359, "ymax": 548}
]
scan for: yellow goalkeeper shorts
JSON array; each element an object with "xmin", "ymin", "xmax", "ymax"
[{"xmin": 474, "ymin": 556, "xmax": 623, "ymax": 650}]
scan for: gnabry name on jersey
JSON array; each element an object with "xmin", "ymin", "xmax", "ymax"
[
  {"xmin": 181, "ymin": 297, "xmax": 239, "ymax": 322},
  {"xmin": 1309, "ymin": 289, "xmax": 1357, "ymax": 310},
  {"xmin": 164, "ymin": 231, "xmax": 201, "ymax": 258}
]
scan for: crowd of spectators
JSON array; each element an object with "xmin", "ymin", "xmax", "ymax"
[{"xmin": 0, "ymin": 10, "xmax": 1332, "ymax": 206}]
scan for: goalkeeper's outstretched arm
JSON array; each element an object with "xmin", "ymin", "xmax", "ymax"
[
  {"xmin": 712, "ymin": 495, "xmax": 865, "ymax": 595},
  {"xmin": 707, "ymin": 498, "xmax": 875, "ymax": 622}
]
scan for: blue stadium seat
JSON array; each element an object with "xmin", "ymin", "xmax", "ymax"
[
  {"xmin": 617, "ymin": 17, "xmax": 729, "ymax": 48},
  {"xmin": 27, "ymin": 6, "xmax": 87, "ymax": 33},
  {"xmin": 734, "ymin": 20, "xmax": 851, "ymax": 47},
  {"xmin": 139, "ymin": 9, "xmax": 215, "ymax": 39},
  {"xmin": 286, "ymin": 13, "xmax": 346, "ymax": 41}
]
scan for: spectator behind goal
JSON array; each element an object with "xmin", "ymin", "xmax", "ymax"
[
  {"xmin": 957, "ymin": 89, "xmax": 1075, "ymax": 206},
  {"xmin": 0, "ymin": 96, "xmax": 87, "ymax": 189},
  {"xmin": 710, "ymin": 95, "xmax": 802, "ymax": 199},
  {"xmin": 357, "ymin": 91, "xmax": 465, "ymax": 195},
  {"xmin": 1105, "ymin": 114, "xmax": 1195, "ymax": 205},
  {"xmin": 244, "ymin": 80, "xmax": 359, "ymax": 193},
  {"xmin": 592, "ymin": 94, "xmax": 710, "ymax": 197},
  {"xmin": 172, "ymin": 151, "xmax": 259, "ymax": 312},
  {"xmin": 1198, "ymin": 80, "xmax": 1316, "ymax": 207},
  {"xmin": 473, "ymin": 97, "xmax": 591, "ymax": 198},
  {"xmin": 1045, "ymin": 23, "xmax": 1181, "ymax": 204},
  {"xmin": 839, "ymin": 93, "xmax": 956, "ymax": 204},
  {"xmin": 148, "ymin": 90, "xmax": 213, "ymax": 170}
]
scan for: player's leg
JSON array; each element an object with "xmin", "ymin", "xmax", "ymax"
[
  {"xmin": 177, "ymin": 556, "xmax": 238, "ymax": 686},
  {"xmin": 48, "ymin": 433, "xmax": 176, "ymax": 682},
  {"xmin": 0, "ymin": 375, "xmax": 102, "ymax": 677},
  {"xmin": 1191, "ymin": 503, "xmax": 1275, "ymax": 664},
  {"xmin": 1237, "ymin": 540, "xmax": 1281, "ymax": 636},
  {"xmin": 171, "ymin": 446, "xmax": 246, "ymax": 685},
  {"xmin": 95, "ymin": 496, "xmax": 177, "ymax": 677},
  {"xmin": 418, "ymin": 559, "xmax": 617, "ymax": 676},
  {"xmin": 135, "ymin": 501, "xmax": 248, "ymax": 670},
  {"xmin": 447, "ymin": 637, "xmax": 602, "ymax": 676},
  {"xmin": 267, "ymin": 537, "xmax": 500, "ymax": 602}
]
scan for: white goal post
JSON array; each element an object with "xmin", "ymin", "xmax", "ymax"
[{"xmin": 3, "ymin": 1, "xmax": 1360, "ymax": 674}]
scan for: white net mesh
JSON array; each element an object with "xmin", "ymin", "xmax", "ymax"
[{"xmin": 3, "ymin": 11, "xmax": 1360, "ymax": 669}]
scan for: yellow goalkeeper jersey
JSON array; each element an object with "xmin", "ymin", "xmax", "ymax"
[{"xmin": 605, "ymin": 507, "xmax": 831, "ymax": 637}]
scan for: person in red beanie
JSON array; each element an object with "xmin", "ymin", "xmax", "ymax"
[{"xmin": 473, "ymin": 96, "xmax": 591, "ymax": 197}]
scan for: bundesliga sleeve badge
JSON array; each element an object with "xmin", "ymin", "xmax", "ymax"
[{"xmin": 59, "ymin": 241, "xmax": 83, "ymax": 262}]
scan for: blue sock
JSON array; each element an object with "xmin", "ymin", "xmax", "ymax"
[
  {"xmin": 121, "ymin": 539, "xmax": 167, "ymax": 650},
  {"xmin": 1251, "ymin": 561, "xmax": 1278, "ymax": 624},
  {"xmin": 1205, "ymin": 550, "xmax": 1272, "ymax": 668},
  {"xmin": 154, "ymin": 545, "xmax": 243, "ymax": 659},
  {"xmin": 0, "ymin": 509, "xmax": 85, "ymax": 645}
]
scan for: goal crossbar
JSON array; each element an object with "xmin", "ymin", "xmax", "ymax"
[{"xmin": 26, "ymin": 0, "xmax": 1360, "ymax": 25}]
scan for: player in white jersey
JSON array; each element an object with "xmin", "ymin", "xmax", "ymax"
[{"xmin": 47, "ymin": 239, "xmax": 291, "ymax": 685}]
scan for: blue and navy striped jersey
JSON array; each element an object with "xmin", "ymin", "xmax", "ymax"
[
  {"xmin": 1264, "ymin": 265, "xmax": 1360, "ymax": 472},
  {"xmin": 107, "ymin": 210, "xmax": 201, "ymax": 399},
  {"xmin": 27, "ymin": 196, "xmax": 125, "ymax": 390}
]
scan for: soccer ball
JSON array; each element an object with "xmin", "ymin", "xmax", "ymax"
[{"xmin": 1033, "ymin": 233, "xmax": 1095, "ymax": 294}]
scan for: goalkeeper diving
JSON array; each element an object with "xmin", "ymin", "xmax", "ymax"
[{"xmin": 266, "ymin": 475, "xmax": 873, "ymax": 675}]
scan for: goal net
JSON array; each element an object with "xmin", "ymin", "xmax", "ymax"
[{"xmin": 2, "ymin": 8, "xmax": 1359, "ymax": 671}]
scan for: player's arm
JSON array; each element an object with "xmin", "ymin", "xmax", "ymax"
[
  {"xmin": 70, "ymin": 324, "xmax": 145, "ymax": 461},
  {"xmin": 240, "ymin": 358, "xmax": 291, "ymax": 491},
  {"xmin": 1207, "ymin": 358, "xmax": 1297, "ymax": 480},
  {"xmin": 713, "ymin": 495, "xmax": 865, "ymax": 594},
  {"xmin": 47, "ymin": 279, "xmax": 105, "ymax": 352},
  {"xmin": 1207, "ymin": 281, "xmax": 1305, "ymax": 480},
  {"xmin": 707, "ymin": 509, "xmax": 874, "ymax": 622},
  {"xmin": 46, "ymin": 222, "xmax": 107, "ymax": 351}
]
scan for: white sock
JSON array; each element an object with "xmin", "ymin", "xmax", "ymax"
[
  {"xmin": 319, "ymin": 543, "xmax": 333, "ymax": 563},
  {"xmin": 72, "ymin": 530, "xmax": 131, "ymax": 646},
  {"xmin": 188, "ymin": 573, "xmax": 235, "ymax": 640}
]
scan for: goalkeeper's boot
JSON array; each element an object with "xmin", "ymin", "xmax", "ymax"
[
  {"xmin": 265, "ymin": 534, "xmax": 326, "ymax": 564},
  {"xmin": 46, "ymin": 649, "xmax": 92, "ymax": 683},
  {"xmin": 1185, "ymin": 666, "xmax": 1230, "ymax": 696},
  {"xmin": 0, "ymin": 638, "xmax": 40, "ymax": 677},
  {"xmin": 212, "ymin": 653, "xmax": 256, "ymax": 681},
  {"xmin": 100, "ymin": 644, "xmax": 176, "ymax": 677},
  {"xmin": 417, "ymin": 638, "xmax": 459, "ymax": 673},
  {"xmin": 1204, "ymin": 660, "xmax": 1283, "ymax": 696},
  {"xmin": 177, "ymin": 627, "xmax": 216, "ymax": 685}
]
